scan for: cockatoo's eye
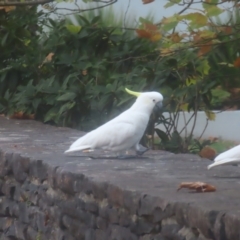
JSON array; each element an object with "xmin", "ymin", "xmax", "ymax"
[{"xmin": 152, "ymin": 99, "xmax": 156, "ymax": 102}]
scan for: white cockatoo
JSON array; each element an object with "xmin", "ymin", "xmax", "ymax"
[
  {"xmin": 64, "ymin": 88, "xmax": 163, "ymax": 157},
  {"xmin": 207, "ymin": 144, "xmax": 240, "ymax": 169}
]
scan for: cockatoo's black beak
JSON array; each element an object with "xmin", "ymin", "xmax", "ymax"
[{"xmin": 154, "ymin": 101, "xmax": 163, "ymax": 112}]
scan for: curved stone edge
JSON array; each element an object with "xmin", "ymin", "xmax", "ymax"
[{"xmin": 0, "ymin": 149, "xmax": 238, "ymax": 240}]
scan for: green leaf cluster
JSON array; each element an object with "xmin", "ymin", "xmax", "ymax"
[{"xmin": 1, "ymin": 5, "xmax": 240, "ymax": 155}]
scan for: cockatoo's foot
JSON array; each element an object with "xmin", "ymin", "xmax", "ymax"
[
  {"xmin": 135, "ymin": 143, "xmax": 149, "ymax": 156},
  {"xmin": 136, "ymin": 147, "xmax": 149, "ymax": 156}
]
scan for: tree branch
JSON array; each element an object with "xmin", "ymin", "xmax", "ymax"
[
  {"xmin": 0, "ymin": 0, "xmax": 117, "ymax": 8},
  {"xmin": 0, "ymin": 0, "xmax": 53, "ymax": 6},
  {"xmin": 52, "ymin": 0, "xmax": 117, "ymax": 15}
]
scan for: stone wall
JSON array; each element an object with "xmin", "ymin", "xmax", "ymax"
[
  {"xmin": 0, "ymin": 117, "xmax": 239, "ymax": 240},
  {"xmin": 0, "ymin": 150, "xmax": 236, "ymax": 240}
]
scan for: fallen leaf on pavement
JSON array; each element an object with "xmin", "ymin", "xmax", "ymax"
[
  {"xmin": 177, "ymin": 182, "xmax": 216, "ymax": 193},
  {"xmin": 9, "ymin": 112, "xmax": 35, "ymax": 120}
]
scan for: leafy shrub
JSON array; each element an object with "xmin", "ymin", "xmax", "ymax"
[
  {"xmin": 0, "ymin": 9, "xmax": 163, "ymax": 130},
  {"xmin": 1, "ymin": 4, "xmax": 240, "ymax": 155},
  {"xmin": 0, "ymin": 6, "xmax": 48, "ymax": 115}
]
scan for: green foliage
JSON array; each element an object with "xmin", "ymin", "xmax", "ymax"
[
  {"xmin": 0, "ymin": 8, "xmax": 160, "ymax": 130},
  {"xmin": 1, "ymin": 2, "xmax": 240, "ymax": 155},
  {"xmin": 187, "ymin": 139, "xmax": 212, "ymax": 154},
  {"xmin": 146, "ymin": 54, "xmax": 218, "ymax": 152},
  {"xmin": 0, "ymin": 6, "xmax": 46, "ymax": 114},
  {"xmin": 210, "ymin": 88, "xmax": 231, "ymax": 108}
]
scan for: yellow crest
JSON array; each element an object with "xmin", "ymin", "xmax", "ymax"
[{"xmin": 125, "ymin": 88, "xmax": 141, "ymax": 97}]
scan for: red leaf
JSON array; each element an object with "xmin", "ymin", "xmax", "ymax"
[
  {"xmin": 9, "ymin": 111, "xmax": 35, "ymax": 120},
  {"xmin": 234, "ymin": 57, "xmax": 240, "ymax": 68},
  {"xmin": 142, "ymin": 0, "xmax": 154, "ymax": 4},
  {"xmin": 136, "ymin": 29, "xmax": 152, "ymax": 39}
]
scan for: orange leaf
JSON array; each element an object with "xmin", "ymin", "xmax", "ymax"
[
  {"xmin": 234, "ymin": 57, "xmax": 240, "ymax": 68},
  {"xmin": 136, "ymin": 29, "xmax": 152, "ymax": 39},
  {"xmin": 9, "ymin": 111, "xmax": 35, "ymax": 120},
  {"xmin": 177, "ymin": 182, "xmax": 216, "ymax": 193},
  {"xmin": 142, "ymin": 0, "xmax": 154, "ymax": 4},
  {"xmin": 198, "ymin": 44, "xmax": 212, "ymax": 57},
  {"xmin": 136, "ymin": 23, "xmax": 161, "ymax": 42}
]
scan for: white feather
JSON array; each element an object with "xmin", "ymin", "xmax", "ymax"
[
  {"xmin": 207, "ymin": 144, "xmax": 240, "ymax": 169},
  {"xmin": 65, "ymin": 91, "xmax": 163, "ymax": 154}
]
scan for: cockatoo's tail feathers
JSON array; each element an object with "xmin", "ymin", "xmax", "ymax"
[
  {"xmin": 125, "ymin": 88, "xmax": 141, "ymax": 97},
  {"xmin": 208, "ymin": 162, "xmax": 219, "ymax": 170},
  {"xmin": 207, "ymin": 144, "xmax": 240, "ymax": 169},
  {"xmin": 207, "ymin": 158, "xmax": 240, "ymax": 169},
  {"xmin": 64, "ymin": 145, "xmax": 92, "ymax": 154}
]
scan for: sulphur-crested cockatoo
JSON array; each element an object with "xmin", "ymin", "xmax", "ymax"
[
  {"xmin": 207, "ymin": 144, "xmax": 240, "ymax": 169},
  {"xmin": 65, "ymin": 88, "xmax": 163, "ymax": 157}
]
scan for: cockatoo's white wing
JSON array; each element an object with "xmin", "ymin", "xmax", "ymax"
[
  {"xmin": 207, "ymin": 144, "xmax": 240, "ymax": 169},
  {"xmin": 65, "ymin": 110, "xmax": 146, "ymax": 153}
]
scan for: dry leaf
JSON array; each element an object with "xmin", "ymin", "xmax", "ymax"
[
  {"xmin": 142, "ymin": 0, "xmax": 154, "ymax": 4},
  {"xmin": 223, "ymin": 105, "xmax": 238, "ymax": 111},
  {"xmin": 144, "ymin": 23, "xmax": 158, "ymax": 32},
  {"xmin": 136, "ymin": 23, "xmax": 161, "ymax": 42},
  {"xmin": 9, "ymin": 111, "xmax": 35, "ymax": 120},
  {"xmin": 223, "ymin": 26, "xmax": 232, "ymax": 34},
  {"xmin": 198, "ymin": 43, "xmax": 212, "ymax": 57},
  {"xmin": 177, "ymin": 182, "xmax": 216, "ymax": 193},
  {"xmin": 82, "ymin": 70, "xmax": 88, "ymax": 75},
  {"xmin": 160, "ymin": 48, "xmax": 173, "ymax": 56},
  {"xmin": 45, "ymin": 52, "xmax": 54, "ymax": 62},
  {"xmin": 41, "ymin": 3, "xmax": 54, "ymax": 11},
  {"xmin": 208, "ymin": 136, "xmax": 218, "ymax": 142},
  {"xmin": 150, "ymin": 33, "xmax": 162, "ymax": 42},
  {"xmin": 169, "ymin": 33, "xmax": 182, "ymax": 43},
  {"xmin": 0, "ymin": 6, "xmax": 16, "ymax": 12},
  {"xmin": 5, "ymin": 218, "xmax": 13, "ymax": 228},
  {"xmin": 234, "ymin": 57, "xmax": 240, "ymax": 68},
  {"xmin": 39, "ymin": 52, "xmax": 54, "ymax": 68},
  {"xmin": 229, "ymin": 87, "xmax": 240, "ymax": 94},
  {"xmin": 199, "ymin": 146, "xmax": 216, "ymax": 160}
]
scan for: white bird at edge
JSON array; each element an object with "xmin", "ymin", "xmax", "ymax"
[
  {"xmin": 207, "ymin": 144, "xmax": 240, "ymax": 169},
  {"xmin": 64, "ymin": 88, "xmax": 163, "ymax": 158}
]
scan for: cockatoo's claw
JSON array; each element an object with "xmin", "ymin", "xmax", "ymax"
[
  {"xmin": 136, "ymin": 148, "xmax": 149, "ymax": 156},
  {"xmin": 135, "ymin": 143, "xmax": 149, "ymax": 156}
]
